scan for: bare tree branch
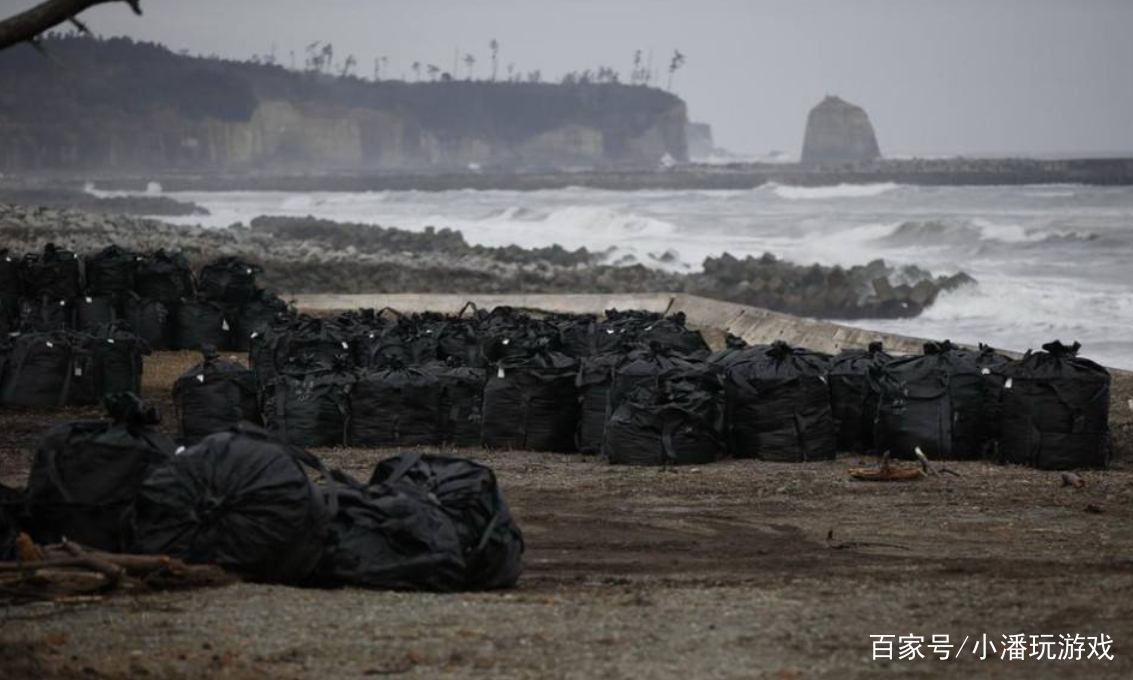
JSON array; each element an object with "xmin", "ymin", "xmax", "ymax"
[{"xmin": 0, "ymin": 0, "xmax": 141, "ymax": 52}]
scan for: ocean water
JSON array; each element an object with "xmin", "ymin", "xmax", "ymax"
[{"xmin": 143, "ymin": 183, "xmax": 1133, "ymax": 369}]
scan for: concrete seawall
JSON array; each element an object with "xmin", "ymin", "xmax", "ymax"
[{"xmin": 293, "ymin": 292, "xmax": 934, "ymax": 356}]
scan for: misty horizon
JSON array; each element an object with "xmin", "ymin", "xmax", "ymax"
[{"xmin": 3, "ymin": 0, "xmax": 1132, "ymax": 158}]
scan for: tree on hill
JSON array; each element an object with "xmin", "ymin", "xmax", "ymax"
[{"xmin": 0, "ymin": 0, "xmax": 141, "ymax": 52}]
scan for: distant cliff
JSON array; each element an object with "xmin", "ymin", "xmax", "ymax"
[
  {"xmin": 800, "ymin": 95, "xmax": 881, "ymax": 166},
  {"xmin": 0, "ymin": 36, "xmax": 688, "ymax": 173}
]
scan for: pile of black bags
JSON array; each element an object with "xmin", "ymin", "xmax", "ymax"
[
  {"xmin": 0, "ymin": 244, "xmax": 293, "ymax": 353},
  {"xmin": 0, "ymin": 324, "xmax": 151, "ymax": 407}
]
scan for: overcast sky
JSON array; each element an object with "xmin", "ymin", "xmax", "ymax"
[{"xmin": 6, "ymin": 0, "xmax": 1133, "ymax": 157}]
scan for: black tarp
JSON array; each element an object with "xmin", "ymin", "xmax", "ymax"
[
  {"xmin": 427, "ymin": 360, "xmax": 486, "ymax": 447},
  {"xmin": 0, "ymin": 333, "xmax": 74, "ymax": 407},
  {"xmin": 22, "ymin": 244, "xmax": 82, "ymax": 300},
  {"xmin": 123, "ymin": 295, "xmax": 174, "ymax": 351},
  {"xmin": 173, "ymin": 347, "xmax": 260, "ymax": 443},
  {"xmin": 828, "ymin": 342, "xmax": 893, "ymax": 453},
  {"xmin": 723, "ymin": 341, "xmax": 835, "ymax": 462},
  {"xmin": 129, "ymin": 425, "xmax": 331, "ymax": 584},
  {"xmin": 481, "ymin": 348, "xmax": 579, "ymax": 452},
  {"xmin": 316, "ymin": 469, "xmax": 466, "ymax": 591},
  {"xmin": 25, "ymin": 395, "xmax": 174, "ymax": 551},
  {"xmin": 263, "ymin": 364, "xmax": 352, "ymax": 448},
  {"xmin": 85, "ymin": 245, "xmax": 139, "ymax": 297},
  {"xmin": 604, "ymin": 374, "xmax": 725, "ymax": 467},
  {"xmin": 999, "ymin": 341, "xmax": 1111, "ymax": 470},
  {"xmin": 369, "ymin": 453, "xmax": 524, "ymax": 590},
  {"xmin": 576, "ymin": 352, "xmax": 625, "ymax": 455},
  {"xmin": 346, "ymin": 364, "xmax": 442, "ymax": 447},
  {"xmin": 74, "ymin": 295, "xmax": 117, "ymax": 332},
  {"xmin": 135, "ymin": 250, "xmax": 193, "ymax": 302},
  {"xmin": 874, "ymin": 341, "xmax": 996, "ymax": 461},
  {"xmin": 174, "ymin": 297, "xmax": 230, "ymax": 351},
  {"xmin": 198, "ymin": 256, "xmax": 263, "ymax": 305},
  {"xmin": 18, "ymin": 297, "xmax": 72, "ymax": 332}
]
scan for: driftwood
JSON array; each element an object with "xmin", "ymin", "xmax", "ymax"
[
  {"xmin": 849, "ymin": 450, "xmax": 924, "ymax": 482},
  {"xmin": 0, "ymin": 535, "xmax": 234, "ymax": 602}
]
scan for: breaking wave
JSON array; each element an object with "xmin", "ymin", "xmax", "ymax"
[{"xmin": 769, "ymin": 182, "xmax": 901, "ymax": 200}]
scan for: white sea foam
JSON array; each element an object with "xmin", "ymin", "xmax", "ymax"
[{"xmin": 769, "ymin": 182, "xmax": 901, "ymax": 200}]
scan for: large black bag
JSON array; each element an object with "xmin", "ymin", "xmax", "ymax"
[
  {"xmin": 174, "ymin": 297, "xmax": 231, "ymax": 351},
  {"xmin": 25, "ymin": 395, "xmax": 174, "ymax": 551},
  {"xmin": 346, "ymin": 364, "xmax": 442, "ymax": 447},
  {"xmin": 173, "ymin": 347, "xmax": 260, "ymax": 443},
  {"xmin": 723, "ymin": 341, "xmax": 835, "ymax": 462},
  {"xmin": 229, "ymin": 290, "xmax": 292, "ymax": 352},
  {"xmin": 0, "ymin": 298, "xmax": 16, "ymax": 336},
  {"xmin": 874, "ymin": 341, "xmax": 995, "ymax": 460},
  {"xmin": 251, "ymin": 317, "xmax": 353, "ymax": 386},
  {"xmin": 0, "ymin": 332, "xmax": 74, "ymax": 407},
  {"xmin": 481, "ymin": 350, "xmax": 579, "ymax": 452},
  {"xmin": 576, "ymin": 352, "xmax": 626, "ymax": 454},
  {"xmin": 610, "ymin": 344, "xmax": 713, "ymax": 410},
  {"xmin": 18, "ymin": 297, "xmax": 72, "ymax": 332},
  {"xmin": 123, "ymin": 295, "xmax": 175, "ymax": 351},
  {"xmin": 135, "ymin": 250, "xmax": 193, "ymax": 302},
  {"xmin": 604, "ymin": 375, "xmax": 725, "ymax": 467},
  {"xmin": 263, "ymin": 366, "xmax": 352, "ymax": 448},
  {"xmin": 73, "ymin": 295, "xmax": 118, "ymax": 332},
  {"xmin": 89, "ymin": 324, "xmax": 151, "ymax": 397},
  {"xmin": 129, "ymin": 425, "xmax": 332, "ymax": 583},
  {"xmin": 22, "ymin": 244, "xmax": 82, "ymax": 300},
  {"xmin": 828, "ymin": 342, "xmax": 893, "ymax": 453},
  {"xmin": 85, "ymin": 245, "xmax": 139, "ymax": 297},
  {"xmin": 635, "ymin": 313, "xmax": 710, "ymax": 358},
  {"xmin": 708, "ymin": 334, "xmax": 752, "ymax": 369},
  {"xmin": 370, "ymin": 453, "xmax": 525, "ymax": 590},
  {"xmin": 198, "ymin": 256, "xmax": 262, "ymax": 305},
  {"xmin": 0, "ymin": 248, "xmax": 22, "ymax": 302},
  {"xmin": 999, "ymin": 341, "xmax": 1111, "ymax": 470},
  {"xmin": 316, "ymin": 470, "xmax": 466, "ymax": 591},
  {"xmin": 1, "ymin": 483, "xmax": 24, "ymax": 561},
  {"xmin": 426, "ymin": 360, "xmax": 486, "ymax": 447}
]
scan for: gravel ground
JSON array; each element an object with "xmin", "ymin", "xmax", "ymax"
[{"xmin": 1, "ymin": 354, "xmax": 1131, "ymax": 680}]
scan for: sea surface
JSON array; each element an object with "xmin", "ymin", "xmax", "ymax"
[{"xmin": 138, "ymin": 183, "xmax": 1133, "ymax": 369}]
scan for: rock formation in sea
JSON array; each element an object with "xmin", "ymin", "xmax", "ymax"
[
  {"xmin": 686, "ymin": 122, "xmax": 715, "ymax": 160},
  {"xmin": 800, "ymin": 95, "xmax": 882, "ymax": 166}
]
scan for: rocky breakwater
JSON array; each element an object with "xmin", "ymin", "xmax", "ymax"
[
  {"xmin": 0, "ymin": 205, "xmax": 974, "ymax": 320},
  {"xmin": 692, "ymin": 252, "xmax": 974, "ymax": 319}
]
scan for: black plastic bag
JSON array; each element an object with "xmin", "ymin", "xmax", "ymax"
[
  {"xmin": 22, "ymin": 244, "xmax": 82, "ymax": 300},
  {"xmin": 605, "ymin": 375, "xmax": 725, "ymax": 467},
  {"xmin": 315, "ymin": 469, "xmax": 466, "ymax": 591},
  {"xmin": 709, "ymin": 334, "xmax": 752, "ymax": 369},
  {"xmin": 25, "ymin": 394, "xmax": 174, "ymax": 551},
  {"xmin": 89, "ymin": 324, "xmax": 151, "ymax": 397},
  {"xmin": 174, "ymin": 297, "xmax": 230, "ymax": 351},
  {"xmin": 85, "ymin": 245, "xmax": 139, "ymax": 297},
  {"xmin": 0, "ymin": 332, "xmax": 74, "ymax": 407},
  {"xmin": 723, "ymin": 341, "xmax": 835, "ymax": 462},
  {"xmin": 370, "ymin": 453, "xmax": 524, "ymax": 590},
  {"xmin": 74, "ymin": 295, "xmax": 118, "ymax": 332},
  {"xmin": 18, "ymin": 297, "xmax": 72, "ymax": 332},
  {"xmin": 874, "ymin": 341, "xmax": 995, "ymax": 460},
  {"xmin": 129, "ymin": 425, "xmax": 332, "ymax": 583},
  {"xmin": 481, "ymin": 349, "xmax": 579, "ymax": 452},
  {"xmin": 198, "ymin": 256, "xmax": 263, "ymax": 305},
  {"xmin": 610, "ymin": 344, "xmax": 713, "ymax": 411},
  {"xmin": 346, "ymin": 364, "xmax": 442, "ymax": 447},
  {"xmin": 229, "ymin": 290, "xmax": 292, "ymax": 352},
  {"xmin": 123, "ymin": 295, "xmax": 175, "ymax": 351},
  {"xmin": 635, "ymin": 313, "xmax": 710, "ymax": 358},
  {"xmin": 173, "ymin": 347, "xmax": 260, "ymax": 443},
  {"xmin": 263, "ymin": 365, "xmax": 352, "ymax": 448},
  {"xmin": 0, "ymin": 248, "xmax": 22, "ymax": 302},
  {"xmin": 251, "ymin": 317, "xmax": 353, "ymax": 386},
  {"xmin": 135, "ymin": 250, "xmax": 193, "ymax": 302},
  {"xmin": 828, "ymin": 342, "xmax": 893, "ymax": 453},
  {"xmin": 1000, "ymin": 341, "xmax": 1111, "ymax": 470},
  {"xmin": 426, "ymin": 359, "xmax": 486, "ymax": 447},
  {"xmin": 576, "ymin": 352, "xmax": 626, "ymax": 454}
]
